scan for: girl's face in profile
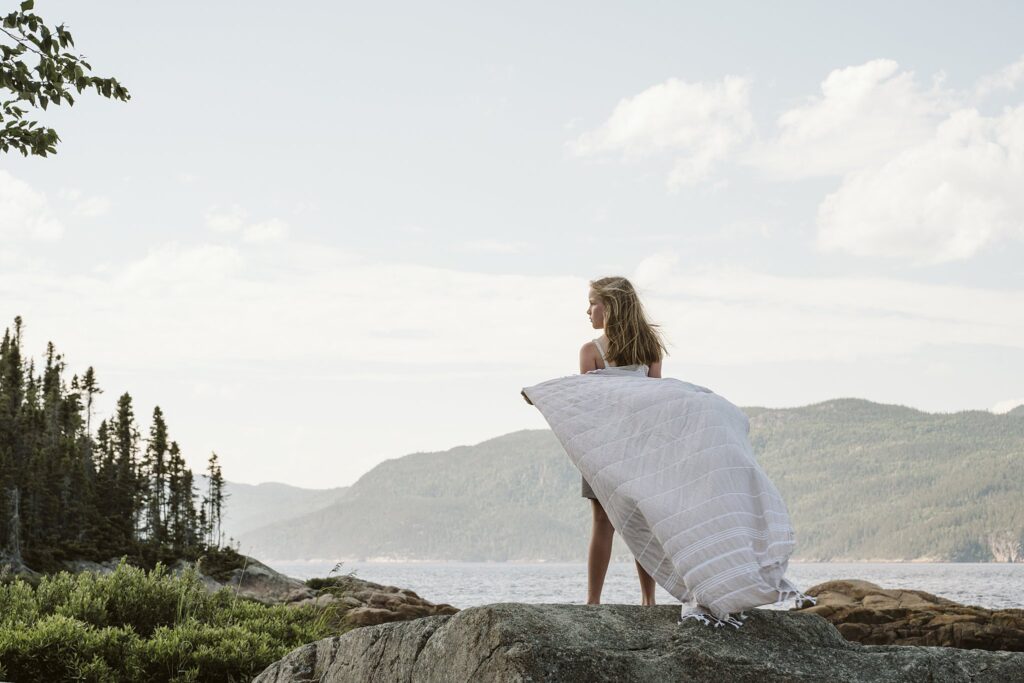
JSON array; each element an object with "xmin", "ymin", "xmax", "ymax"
[{"xmin": 587, "ymin": 289, "xmax": 606, "ymax": 329}]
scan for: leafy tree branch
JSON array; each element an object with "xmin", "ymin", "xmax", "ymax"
[{"xmin": 1, "ymin": 0, "xmax": 129, "ymax": 157}]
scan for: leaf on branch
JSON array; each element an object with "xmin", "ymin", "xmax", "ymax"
[{"xmin": 2, "ymin": 4, "xmax": 128, "ymax": 158}]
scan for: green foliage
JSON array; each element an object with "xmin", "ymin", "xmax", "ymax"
[
  {"xmin": 1, "ymin": 0, "xmax": 129, "ymax": 156},
  {"xmin": 195, "ymin": 545, "xmax": 246, "ymax": 583},
  {"xmin": 0, "ymin": 561, "xmax": 341, "ymax": 682},
  {"xmin": 304, "ymin": 563, "xmax": 359, "ymax": 591}
]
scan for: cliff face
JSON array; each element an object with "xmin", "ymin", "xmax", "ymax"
[{"xmin": 254, "ymin": 604, "xmax": 1024, "ymax": 683}]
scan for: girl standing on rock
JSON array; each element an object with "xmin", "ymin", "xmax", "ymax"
[
  {"xmin": 580, "ymin": 276, "xmax": 667, "ymax": 606},
  {"xmin": 524, "ymin": 278, "xmax": 809, "ymax": 627}
]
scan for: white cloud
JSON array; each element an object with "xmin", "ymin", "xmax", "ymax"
[
  {"xmin": 975, "ymin": 55, "xmax": 1024, "ymax": 98},
  {"xmin": 73, "ymin": 196, "xmax": 112, "ymax": 218},
  {"xmin": 743, "ymin": 59, "xmax": 957, "ymax": 179},
  {"xmin": 116, "ymin": 242, "xmax": 244, "ymax": 291},
  {"xmin": 0, "ymin": 170, "xmax": 64, "ymax": 241},
  {"xmin": 570, "ymin": 76, "xmax": 753, "ymax": 189},
  {"xmin": 816, "ymin": 105, "xmax": 1024, "ymax": 264},
  {"xmin": 632, "ymin": 252, "xmax": 680, "ymax": 289},
  {"xmin": 205, "ymin": 205, "xmax": 247, "ymax": 233},
  {"xmin": 631, "ymin": 253, "xmax": 1024, "ymax": 365},
  {"xmin": 991, "ymin": 397, "xmax": 1024, "ymax": 413},
  {"xmin": 991, "ymin": 398, "xmax": 1024, "ymax": 414},
  {"xmin": 10, "ymin": 242, "xmax": 1008, "ymax": 371},
  {"xmin": 737, "ymin": 58, "xmax": 1024, "ymax": 263},
  {"xmin": 58, "ymin": 188, "xmax": 112, "ymax": 217},
  {"xmin": 242, "ymin": 219, "xmax": 288, "ymax": 244},
  {"xmin": 205, "ymin": 206, "xmax": 288, "ymax": 243},
  {"xmin": 1, "ymin": 242, "xmax": 582, "ymax": 370},
  {"xmin": 456, "ymin": 239, "xmax": 528, "ymax": 254}
]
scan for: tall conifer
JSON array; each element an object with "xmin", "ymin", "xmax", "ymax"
[{"xmin": 144, "ymin": 407, "xmax": 169, "ymax": 546}]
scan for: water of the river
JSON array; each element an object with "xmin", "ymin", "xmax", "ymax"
[{"xmin": 267, "ymin": 560, "xmax": 1023, "ymax": 610}]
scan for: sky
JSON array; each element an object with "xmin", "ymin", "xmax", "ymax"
[{"xmin": 2, "ymin": 1, "xmax": 1023, "ymax": 488}]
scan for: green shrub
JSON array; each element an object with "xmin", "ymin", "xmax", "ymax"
[
  {"xmin": 0, "ymin": 562, "xmax": 344, "ymax": 682},
  {"xmin": 194, "ymin": 546, "xmax": 248, "ymax": 583}
]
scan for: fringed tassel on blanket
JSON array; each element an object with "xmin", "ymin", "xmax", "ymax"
[
  {"xmin": 679, "ymin": 604, "xmax": 746, "ymax": 628},
  {"xmin": 678, "ymin": 589, "xmax": 817, "ymax": 629},
  {"xmin": 778, "ymin": 586, "xmax": 817, "ymax": 610}
]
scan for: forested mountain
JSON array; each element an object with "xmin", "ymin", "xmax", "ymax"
[
  {"xmin": 0, "ymin": 317, "xmax": 228, "ymax": 572},
  {"xmin": 747, "ymin": 399, "xmax": 1024, "ymax": 561},
  {"xmin": 239, "ymin": 400, "xmax": 1024, "ymax": 562},
  {"xmin": 204, "ymin": 478, "xmax": 348, "ymax": 539}
]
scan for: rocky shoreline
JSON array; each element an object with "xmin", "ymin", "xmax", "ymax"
[
  {"xmin": 21, "ymin": 558, "xmax": 1024, "ymax": 681},
  {"xmin": 253, "ymin": 603, "xmax": 1024, "ymax": 682},
  {"xmin": 792, "ymin": 579, "xmax": 1024, "ymax": 651}
]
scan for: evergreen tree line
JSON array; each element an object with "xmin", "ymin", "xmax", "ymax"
[{"xmin": 0, "ymin": 317, "xmax": 227, "ymax": 572}]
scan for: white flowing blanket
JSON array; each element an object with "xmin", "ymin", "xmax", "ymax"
[{"xmin": 522, "ymin": 369, "xmax": 812, "ymax": 627}]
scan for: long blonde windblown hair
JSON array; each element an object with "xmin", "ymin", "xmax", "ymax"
[{"xmin": 590, "ymin": 276, "xmax": 668, "ymax": 367}]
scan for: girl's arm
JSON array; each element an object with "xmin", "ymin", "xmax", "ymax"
[{"xmin": 579, "ymin": 342, "xmax": 599, "ymax": 374}]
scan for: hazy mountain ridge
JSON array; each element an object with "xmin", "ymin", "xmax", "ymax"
[
  {"xmin": 209, "ymin": 478, "xmax": 349, "ymax": 539},
  {"xmin": 238, "ymin": 430, "xmax": 600, "ymax": 561},
  {"xmin": 237, "ymin": 399, "xmax": 1024, "ymax": 562}
]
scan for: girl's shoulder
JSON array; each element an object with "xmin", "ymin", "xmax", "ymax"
[
  {"xmin": 581, "ymin": 337, "xmax": 602, "ymax": 358},
  {"xmin": 579, "ymin": 337, "xmax": 609, "ymax": 373}
]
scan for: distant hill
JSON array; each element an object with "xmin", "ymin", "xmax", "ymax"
[
  {"xmin": 237, "ymin": 399, "xmax": 1024, "ymax": 562},
  {"xmin": 203, "ymin": 478, "xmax": 349, "ymax": 540},
  {"xmin": 236, "ymin": 430, "xmax": 603, "ymax": 561}
]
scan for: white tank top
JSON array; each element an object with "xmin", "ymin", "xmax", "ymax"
[{"xmin": 593, "ymin": 337, "xmax": 650, "ymax": 376}]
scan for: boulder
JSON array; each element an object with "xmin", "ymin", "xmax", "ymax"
[
  {"xmin": 168, "ymin": 558, "xmax": 230, "ymax": 594},
  {"xmin": 0, "ymin": 553, "xmax": 39, "ymax": 582},
  {"xmin": 253, "ymin": 603, "xmax": 1024, "ymax": 682},
  {"xmin": 793, "ymin": 579, "xmax": 1024, "ymax": 651},
  {"xmin": 208, "ymin": 557, "xmax": 317, "ymax": 605},
  {"xmin": 290, "ymin": 574, "xmax": 458, "ymax": 626},
  {"xmin": 62, "ymin": 558, "xmax": 121, "ymax": 575}
]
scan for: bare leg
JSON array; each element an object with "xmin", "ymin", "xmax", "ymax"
[
  {"xmin": 587, "ymin": 499, "xmax": 615, "ymax": 604},
  {"xmin": 635, "ymin": 559, "xmax": 656, "ymax": 605}
]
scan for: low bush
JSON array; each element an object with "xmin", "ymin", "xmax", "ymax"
[{"xmin": 0, "ymin": 560, "xmax": 346, "ymax": 682}]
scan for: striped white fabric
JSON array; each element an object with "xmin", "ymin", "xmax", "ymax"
[{"xmin": 522, "ymin": 368, "xmax": 812, "ymax": 626}]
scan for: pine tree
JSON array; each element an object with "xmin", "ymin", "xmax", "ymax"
[
  {"xmin": 91, "ymin": 418, "xmax": 118, "ymax": 554},
  {"xmin": 179, "ymin": 465, "xmax": 199, "ymax": 552},
  {"xmin": 80, "ymin": 367, "xmax": 101, "ymax": 439},
  {"xmin": 0, "ymin": 321, "xmax": 25, "ymax": 563},
  {"xmin": 167, "ymin": 441, "xmax": 186, "ymax": 552},
  {"xmin": 206, "ymin": 452, "xmax": 227, "ymax": 548},
  {"xmin": 110, "ymin": 392, "xmax": 141, "ymax": 549},
  {"xmin": 144, "ymin": 407, "xmax": 169, "ymax": 546}
]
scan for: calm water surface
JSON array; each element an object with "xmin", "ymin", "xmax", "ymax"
[{"xmin": 268, "ymin": 560, "xmax": 1024, "ymax": 610}]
